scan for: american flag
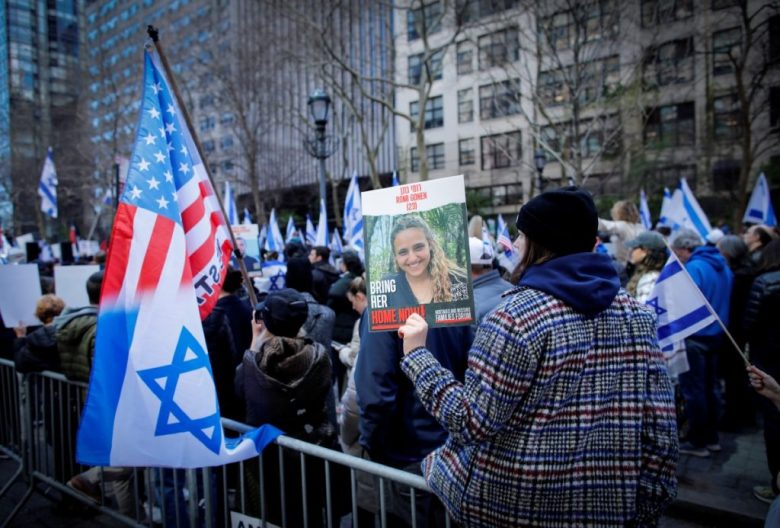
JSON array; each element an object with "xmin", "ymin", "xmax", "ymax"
[
  {"xmin": 496, "ymin": 214, "xmax": 514, "ymax": 254},
  {"xmin": 101, "ymin": 49, "xmax": 232, "ymax": 321}
]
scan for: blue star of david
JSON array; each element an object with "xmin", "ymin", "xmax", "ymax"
[
  {"xmin": 268, "ymin": 270, "xmax": 285, "ymax": 291},
  {"xmin": 137, "ymin": 327, "xmax": 222, "ymax": 454},
  {"xmin": 646, "ymin": 297, "xmax": 667, "ymax": 317}
]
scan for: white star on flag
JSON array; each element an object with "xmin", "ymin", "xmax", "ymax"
[
  {"xmin": 167, "ymin": 142, "xmax": 174, "ymax": 152},
  {"xmin": 144, "ymin": 133, "xmax": 156, "ymax": 145},
  {"xmin": 154, "ymin": 151, "xmax": 165, "ymax": 163},
  {"xmin": 166, "ymin": 103, "xmax": 176, "ymax": 115},
  {"xmin": 147, "ymin": 176, "xmax": 160, "ymax": 190},
  {"xmin": 165, "ymin": 122, "xmax": 176, "ymax": 134},
  {"xmin": 137, "ymin": 158, "xmax": 150, "ymax": 171},
  {"xmin": 163, "ymin": 170, "xmax": 173, "ymax": 183},
  {"xmin": 158, "ymin": 127, "xmax": 166, "ymax": 138},
  {"xmin": 151, "ymin": 82, "xmax": 162, "ymax": 94},
  {"xmin": 179, "ymin": 162, "xmax": 190, "ymax": 174},
  {"xmin": 148, "ymin": 108, "xmax": 161, "ymax": 120},
  {"xmin": 180, "ymin": 145, "xmax": 188, "ymax": 156},
  {"xmin": 129, "ymin": 185, "xmax": 142, "ymax": 200},
  {"xmin": 156, "ymin": 196, "xmax": 169, "ymax": 209}
]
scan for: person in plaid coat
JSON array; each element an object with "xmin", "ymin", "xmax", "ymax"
[{"xmin": 398, "ymin": 187, "xmax": 678, "ymax": 527}]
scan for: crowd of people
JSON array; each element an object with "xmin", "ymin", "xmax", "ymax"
[{"xmin": 2, "ymin": 187, "xmax": 780, "ymax": 527}]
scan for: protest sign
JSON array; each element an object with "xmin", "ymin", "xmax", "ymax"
[
  {"xmin": 0, "ymin": 264, "xmax": 42, "ymax": 327},
  {"xmin": 230, "ymin": 224, "xmax": 261, "ymax": 274},
  {"xmin": 362, "ymin": 175, "xmax": 474, "ymax": 331},
  {"xmin": 55, "ymin": 264, "xmax": 101, "ymax": 307}
]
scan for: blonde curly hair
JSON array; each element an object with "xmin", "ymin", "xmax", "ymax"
[{"xmin": 390, "ymin": 215, "xmax": 464, "ymax": 302}]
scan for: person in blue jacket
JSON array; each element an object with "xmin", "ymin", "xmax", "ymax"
[
  {"xmin": 671, "ymin": 228, "xmax": 733, "ymax": 458},
  {"xmin": 354, "ymin": 315, "xmax": 472, "ymax": 526}
]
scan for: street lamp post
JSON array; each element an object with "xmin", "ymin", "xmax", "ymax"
[
  {"xmin": 304, "ymin": 89, "xmax": 337, "ymax": 210},
  {"xmin": 534, "ymin": 148, "xmax": 547, "ymax": 196}
]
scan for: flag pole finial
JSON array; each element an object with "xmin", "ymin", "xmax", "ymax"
[{"xmin": 147, "ymin": 25, "xmax": 159, "ymax": 42}]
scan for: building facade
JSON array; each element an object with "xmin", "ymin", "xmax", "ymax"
[{"xmin": 393, "ymin": 0, "xmax": 780, "ymax": 221}]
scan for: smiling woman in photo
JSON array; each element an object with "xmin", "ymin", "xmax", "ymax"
[{"xmin": 385, "ymin": 215, "xmax": 467, "ymax": 308}]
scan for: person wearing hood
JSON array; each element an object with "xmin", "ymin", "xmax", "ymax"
[
  {"xmin": 235, "ymin": 288, "xmax": 345, "ymax": 526},
  {"xmin": 396, "ymin": 187, "xmax": 678, "ymax": 527},
  {"xmin": 670, "ymin": 229, "xmax": 733, "ymax": 458},
  {"xmin": 55, "ymin": 271, "xmax": 103, "ymax": 382}
]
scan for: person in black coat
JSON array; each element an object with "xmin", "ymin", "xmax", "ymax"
[
  {"xmin": 327, "ymin": 250, "xmax": 364, "ymax": 345},
  {"xmin": 743, "ymin": 239, "xmax": 780, "ymax": 502},
  {"xmin": 13, "ymin": 294, "xmax": 65, "ymax": 373}
]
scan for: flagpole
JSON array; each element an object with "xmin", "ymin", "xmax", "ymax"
[
  {"xmin": 663, "ymin": 240, "xmax": 749, "ymax": 366},
  {"xmin": 146, "ymin": 26, "xmax": 257, "ymax": 307}
]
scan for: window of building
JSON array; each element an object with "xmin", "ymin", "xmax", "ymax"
[
  {"xmin": 539, "ymin": 1, "xmax": 617, "ymax": 50},
  {"xmin": 222, "ymin": 160, "xmax": 234, "ymax": 172},
  {"xmin": 643, "ymin": 164, "xmax": 697, "ymax": 190},
  {"xmin": 538, "ymin": 69, "xmax": 568, "ymax": 105},
  {"xmin": 712, "ymin": 159, "xmax": 740, "ymax": 191},
  {"xmin": 458, "ymin": 88, "xmax": 473, "ymax": 123},
  {"xmin": 478, "ymin": 27, "xmax": 519, "ymax": 70},
  {"xmin": 199, "ymin": 116, "xmax": 215, "ymax": 132},
  {"xmin": 541, "ymin": 115, "xmax": 621, "ymax": 160},
  {"xmin": 408, "ymin": 50, "xmax": 444, "ymax": 84},
  {"xmin": 713, "ymin": 94, "xmax": 741, "ymax": 141},
  {"xmin": 459, "ymin": 138, "xmax": 475, "ymax": 165},
  {"xmin": 202, "ymin": 139, "xmax": 215, "ymax": 153},
  {"xmin": 541, "ymin": 11, "xmax": 572, "ymax": 50},
  {"xmin": 770, "ymin": 15, "xmax": 780, "ymax": 64},
  {"xmin": 410, "ymin": 143, "xmax": 446, "ymax": 172},
  {"xmin": 771, "ymin": 86, "xmax": 780, "ymax": 133},
  {"xmin": 407, "ymin": 1, "xmax": 443, "ymax": 41},
  {"xmin": 456, "ymin": 41, "xmax": 473, "ymax": 75},
  {"xmin": 409, "ymin": 95, "xmax": 444, "ymax": 130},
  {"xmin": 200, "ymin": 94, "xmax": 214, "ymax": 108},
  {"xmin": 712, "ymin": 27, "xmax": 740, "ymax": 76},
  {"xmin": 644, "ymin": 102, "xmax": 695, "ymax": 147},
  {"xmin": 456, "ymin": 0, "xmax": 519, "ymax": 25},
  {"xmin": 643, "ymin": 37, "xmax": 694, "ymax": 87},
  {"xmin": 641, "ymin": 0, "xmax": 693, "ymax": 27},
  {"xmin": 481, "ymin": 131, "xmax": 522, "ymax": 170},
  {"xmin": 479, "ymin": 79, "xmax": 521, "ymax": 120},
  {"xmin": 220, "ymin": 135, "xmax": 234, "ymax": 150},
  {"xmin": 220, "ymin": 113, "xmax": 234, "ymax": 126}
]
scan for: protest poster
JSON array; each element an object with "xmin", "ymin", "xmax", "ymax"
[
  {"xmin": 55, "ymin": 264, "xmax": 101, "ymax": 307},
  {"xmin": 230, "ymin": 224, "xmax": 261, "ymax": 274},
  {"xmin": 0, "ymin": 264, "xmax": 42, "ymax": 327},
  {"xmin": 362, "ymin": 175, "xmax": 474, "ymax": 332}
]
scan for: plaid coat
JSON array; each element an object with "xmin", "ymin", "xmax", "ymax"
[{"xmin": 401, "ymin": 287, "xmax": 678, "ymax": 527}]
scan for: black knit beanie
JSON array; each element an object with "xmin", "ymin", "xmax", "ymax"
[{"xmin": 515, "ymin": 186, "xmax": 598, "ymax": 255}]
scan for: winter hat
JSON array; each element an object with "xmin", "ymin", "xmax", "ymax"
[
  {"xmin": 625, "ymin": 231, "xmax": 666, "ymax": 250},
  {"xmin": 255, "ymin": 288, "xmax": 309, "ymax": 338},
  {"xmin": 468, "ymin": 237, "xmax": 494, "ymax": 265},
  {"xmin": 515, "ymin": 187, "xmax": 598, "ymax": 255}
]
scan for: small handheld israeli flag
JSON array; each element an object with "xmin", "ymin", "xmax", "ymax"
[
  {"xmin": 223, "ymin": 181, "xmax": 238, "ymax": 226},
  {"xmin": 242, "ymin": 208, "xmax": 252, "ymax": 225},
  {"xmin": 646, "ymin": 256, "xmax": 717, "ymax": 349},
  {"xmin": 265, "ymin": 208, "xmax": 285, "ymax": 254},
  {"xmin": 743, "ymin": 173, "xmax": 777, "ymax": 226},
  {"xmin": 391, "ymin": 171, "xmax": 399, "ymax": 187},
  {"xmin": 315, "ymin": 199, "xmax": 328, "ymax": 247},
  {"xmin": 639, "ymin": 189, "xmax": 652, "ymax": 230},
  {"xmin": 38, "ymin": 147, "xmax": 58, "ymax": 219},
  {"xmin": 285, "ymin": 216, "xmax": 296, "ymax": 243},
  {"xmin": 305, "ymin": 214, "xmax": 316, "ymax": 246},
  {"xmin": 664, "ymin": 179, "xmax": 711, "ymax": 239}
]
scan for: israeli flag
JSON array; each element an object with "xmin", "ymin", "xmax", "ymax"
[
  {"xmin": 743, "ymin": 173, "xmax": 777, "ymax": 226},
  {"xmin": 285, "ymin": 216, "xmax": 296, "ymax": 243},
  {"xmin": 639, "ymin": 189, "xmax": 652, "ymax": 230},
  {"xmin": 38, "ymin": 147, "xmax": 58, "ymax": 219},
  {"xmin": 343, "ymin": 172, "xmax": 364, "ymax": 259},
  {"xmin": 315, "ymin": 199, "xmax": 328, "ymax": 247},
  {"xmin": 658, "ymin": 187, "xmax": 674, "ymax": 228},
  {"xmin": 646, "ymin": 256, "xmax": 717, "ymax": 349},
  {"xmin": 223, "ymin": 181, "xmax": 238, "ymax": 225},
  {"xmin": 391, "ymin": 171, "xmax": 399, "ymax": 187},
  {"xmin": 330, "ymin": 228, "xmax": 344, "ymax": 255},
  {"xmin": 305, "ymin": 214, "xmax": 316, "ymax": 246},
  {"xmin": 665, "ymin": 179, "xmax": 711, "ymax": 239},
  {"xmin": 264, "ymin": 208, "xmax": 285, "ymax": 255},
  {"xmin": 242, "ymin": 208, "xmax": 252, "ymax": 225},
  {"xmin": 258, "ymin": 224, "xmax": 267, "ymax": 251}
]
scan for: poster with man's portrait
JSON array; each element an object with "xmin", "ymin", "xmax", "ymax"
[
  {"xmin": 230, "ymin": 224, "xmax": 261, "ymax": 275},
  {"xmin": 362, "ymin": 175, "xmax": 475, "ymax": 332}
]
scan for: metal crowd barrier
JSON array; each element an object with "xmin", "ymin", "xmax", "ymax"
[{"xmin": 0, "ymin": 363, "xmax": 451, "ymax": 528}]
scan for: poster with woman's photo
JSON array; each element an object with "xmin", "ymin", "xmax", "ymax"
[{"xmin": 362, "ymin": 175, "xmax": 475, "ymax": 332}]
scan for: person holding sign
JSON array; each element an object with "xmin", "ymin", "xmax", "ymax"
[
  {"xmin": 386, "ymin": 215, "xmax": 468, "ymax": 307},
  {"xmin": 397, "ymin": 187, "xmax": 678, "ymax": 527}
]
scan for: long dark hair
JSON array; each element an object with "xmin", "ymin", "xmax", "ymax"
[
  {"xmin": 510, "ymin": 234, "xmax": 557, "ymax": 284},
  {"xmin": 759, "ymin": 239, "xmax": 780, "ymax": 272}
]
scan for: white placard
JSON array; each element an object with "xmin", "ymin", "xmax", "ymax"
[
  {"xmin": 230, "ymin": 510, "xmax": 279, "ymax": 528},
  {"xmin": 15, "ymin": 233, "xmax": 34, "ymax": 248},
  {"xmin": 78, "ymin": 240, "xmax": 100, "ymax": 256},
  {"xmin": 0, "ymin": 264, "xmax": 42, "ymax": 327},
  {"xmin": 54, "ymin": 265, "xmax": 100, "ymax": 308},
  {"xmin": 50, "ymin": 243, "xmax": 62, "ymax": 260}
]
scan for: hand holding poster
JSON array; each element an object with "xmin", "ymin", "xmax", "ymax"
[{"xmin": 362, "ymin": 175, "xmax": 475, "ymax": 331}]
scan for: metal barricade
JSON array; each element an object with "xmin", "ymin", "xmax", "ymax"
[{"xmin": 1, "ymin": 365, "xmax": 451, "ymax": 528}]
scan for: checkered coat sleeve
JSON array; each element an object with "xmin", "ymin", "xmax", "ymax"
[{"xmin": 401, "ymin": 287, "xmax": 678, "ymax": 527}]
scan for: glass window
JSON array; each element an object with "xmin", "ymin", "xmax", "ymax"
[
  {"xmin": 458, "ymin": 88, "xmax": 473, "ymax": 123},
  {"xmin": 713, "ymin": 93, "xmax": 741, "ymax": 141},
  {"xmin": 407, "ymin": 1, "xmax": 442, "ymax": 41},
  {"xmin": 409, "ymin": 95, "xmax": 444, "ymax": 130},
  {"xmin": 712, "ymin": 27, "xmax": 741, "ymax": 76},
  {"xmin": 408, "ymin": 50, "xmax": 443, "ymax": 84},
  {"xmin": 459, "ymin": 138, "xmax": 475, "ymax": 165},
  {"xmin": 456, "ymin": 41, "xmax": 473, "ymax": 75},
  {"xmin": 479, "ymin": 79, "xmax": 521, "ymax": 120},
  {"xmin": 478, "ymin": 27, "xmax": 519, "ymax": 70},
  {"xmin": 410, "ymin": 143, "xmax": 445, "ymax": 171},
  {"xmin": 480, "ymin": 131, "xmax": 522, "ymax": 170},
  {"xmin": 644, "ymin": 102, "xmax": 695, "ymax": 147},
  {"xmin": 220, "ymin": 135, "xmax": 234, "ymax": 149},
  {"xmin": 410, "ymin": 146, "xmax": 419, "ymax": 172},
  {"xmin": 643, "ymin": 37, "xmax": 694, "ymax": 87},
  {"xmin": 641, "ymin": 0, "xmax": 693, "ymax": 27}
]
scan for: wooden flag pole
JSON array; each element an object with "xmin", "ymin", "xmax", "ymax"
[{"xmin": 146, "ymin": 26, "xmax": 257, "ymax": 307}]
